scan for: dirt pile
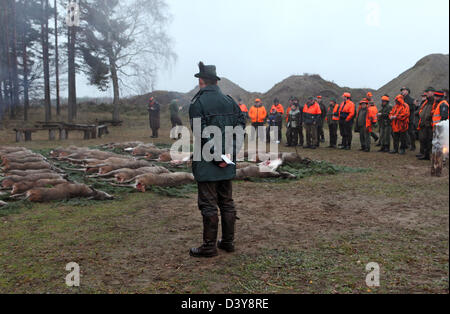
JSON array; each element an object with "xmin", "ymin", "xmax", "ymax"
[
  {"xmin": 128, "ymin": 53, "xmax": 449, "ymax": 110},
  {"xmin": 375, "ymin": 54, "xmax": 449, "ymax": 100},
  {"xmin": 187, "ymin": 77, "xmax": 260, "ymax": 106},
  {"xmin": 261, "ymin": 74, "xmax": 372, "ymax": 107}
]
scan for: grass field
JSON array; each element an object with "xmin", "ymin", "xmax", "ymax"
[{"xmin": 0, "ymin": 106, "xmax": 448, "ymax": 294}]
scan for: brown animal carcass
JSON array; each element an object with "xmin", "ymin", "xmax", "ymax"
[
  {"xmin": 133, "ymin": 172, "xmax": 195, "ymax": 192},
  {"xmin": 49, "ymin": 146, "xmax": 87, "ymax": 158},
  {"xmin": 97, "ymin": 160, "xmax": 152, "ymax": 175},
  {"xmin": 130, "ymin": 144, "xmax": 160, "ymax": 156},
  {"xmin": 0, "ymin": 147, "xmax": 28, "ymax": 155},
  {"xmin": 56, "ymin": 149, "xmax": 119, "ymax": 161},
  {"xmin": 113, "ymin": 166, "xmax": 170, "ymax": 183},
  {"xmin": 11, "ymin": 179, "xmax": 68, "ymax": 195},
  {"xmin": 25, "ymin": 183, "xmax": 113, "ymax": 202},
  {"xmin": 5, "ymin": 169, "xmax": 55, "ymax": 177},
  {"xmin": 2, "ymin": 173, "xmax": 63, "ymax": 188},
  {"xmin": 2, "ymin": 161, "xmax": 52, "ymax": 172},
  {"xmin": 1, "ymin": 156, "xmax": 45, "ymax": 166},
  {"xmin": 235, "ymin": 164, "xmax": 296, "ymax": 180}
]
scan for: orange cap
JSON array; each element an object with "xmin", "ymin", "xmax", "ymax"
[
  {"xmin": 395, "ymin": 94, "xmax": 404, "ymax": 104},
  {"xmin": 381, "ymin": 96, "xmax": 390, "ymax": 101},
  {"xmin": 360, "ymin": 98, "xmax": 369, "ymax": 104},
  {"xmin": 255, "ymin": 98, "xmax": 261, "ymax": 102},
  {"xmin": 343, "ymin": 92, "xmax": 351, "ymax": 98},
  {"xmin": 367, "ymin": 92, "xmax": 373, "ymax": 98}
]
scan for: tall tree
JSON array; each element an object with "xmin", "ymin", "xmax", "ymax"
[
  {"xmin": 41, "ymin": 0, "xmax": 52, "ymax": 122},
  {"xmin": 67, "ymin": 0, "xmax": 78, "ymax": 122},
  {"xmin": 54, "ymin": 0, "xmax": 60, "ymax": 116},
  {"xmin": 79, "ymin": 0, "xmax": 175, "ymax": 122},
  {"xmin": 9, "ymin": 0, "xmax": 20, "ymax": 119}
]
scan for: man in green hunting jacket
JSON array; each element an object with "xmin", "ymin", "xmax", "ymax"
[{"xmin": 189, "ymin": 62, "xmax": 246, "ymax": 258}]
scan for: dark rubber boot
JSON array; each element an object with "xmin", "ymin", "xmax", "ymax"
[
  {"xmin": 190, "ymin": 215, "xmax": 219, "ymax": 258},
  {"xmin": 218, "ymin": 212, "xmax": 236, "ymax": 253},
  {"xmin": 399, "ymin": 149, "xmax": 406, "ymax": 155}
]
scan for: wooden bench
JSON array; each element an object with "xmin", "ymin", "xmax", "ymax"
[
  {"xmin": 98, "ymin": 120, "xmax": 123, "ymax": 127},
  {"xmin": 13, "ymin": 123, "xmax": 110, "ymax": 142},
  {"xmin": 14, "ymin": 128, "xmax": 38, "ymax": 142}
]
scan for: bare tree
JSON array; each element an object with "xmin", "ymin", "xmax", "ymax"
[
  {"xmin": 54, "ymin": 0, "xmax": 61, "ymax": 116},
  {"xmin": 79, "ymin": 0, "xmax": 176, "ymax": 121},
  {"xmin": 41, "ymin": 0, "xmax": 52, "ymax": 122}
]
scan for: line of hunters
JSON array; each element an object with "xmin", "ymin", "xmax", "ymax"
[{"xmin": 237, "ymin": 87, "xmax": 449, "ymax": 159}]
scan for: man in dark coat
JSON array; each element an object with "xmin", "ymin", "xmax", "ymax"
[
  {"xmin": 317, "ymin": 96, "xmax": 327, "ymax": 144},
  {"xmin": 169, "ymin": 99, "xmax": 183, "ymax": 140},
  {"xmin": 189, "ymin": 62, "xmax": 246, "ymax": 258},
  {"xmin": 401, "ymin": 87, "xmax": 416, "ymax": 151},
  {"xmin": 148, "ymin": 97, "xmax": 160, "ymax": 138}
]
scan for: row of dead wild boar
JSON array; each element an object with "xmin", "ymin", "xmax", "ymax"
[{"xmin": 0, "ymin": 141, "xmax": 306, "ymax": 206}]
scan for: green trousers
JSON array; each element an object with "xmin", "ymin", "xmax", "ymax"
[
  {"xmin": 379, "ymin": 125, "xmax": 391, "ymax": 149},
  {"xmin": 359, "ymin": 128, "xmax": 371, "ymax": 150}
]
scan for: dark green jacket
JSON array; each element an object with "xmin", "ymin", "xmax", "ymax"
[
  {"xmin": 169, "ymin": 101, "xmax": 179, "ymax": 117},
  {"xmin": 189, "ymin": 85, "xmax": 246, "ymax": 183}
]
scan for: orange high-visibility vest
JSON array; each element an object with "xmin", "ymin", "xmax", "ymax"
[
  {"xmin": 432, "ymin": 100, "xmax": 449, "ymax": 128},
  {"xmin": 332, "ymin": 103, "xmax": 340, "ymax": 121},
  {"xmin": 274, "ymin": 104, "xmax": 284, "ymax": 115},
  {"xmin": 239, "ymin": 104, "xmax": 248, "ymax": 113},
  {"xmin": 366, "ymin": 105, "xmax": 378, "ymax": 132},
  {"xmin": 389, "ymin": 103, "xmax": 410, "ymax": 133},
  {"xmin": 249, "ymin": 106, "xmax": 267, "ymax": 123},
  {"xmin": 339, "ymin": 100, "xmax": 356, "ymax": 121}
]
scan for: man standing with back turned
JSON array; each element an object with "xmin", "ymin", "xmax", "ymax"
[{"xmin": 189, "ymin": 62, "xmax": 246, "ymax": 258}]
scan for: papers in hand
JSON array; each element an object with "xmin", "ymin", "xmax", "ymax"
[{"xmin": 221, "ymin": 154, "xmax": 235, "ymax": 166}]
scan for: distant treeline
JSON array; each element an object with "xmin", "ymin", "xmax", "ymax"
[{"xmin": 0, "ymin": 0, "xmax": 175, "ymax": 127}]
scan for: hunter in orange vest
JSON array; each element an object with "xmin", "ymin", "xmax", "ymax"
[
  {"xmin": 238, "ymin": 99, "xmax": 249, "ymax": 121},
  {"xmin": 339, "ymin": 92, "xmax": 356, "ymax": 150},
  {"xmin": 355, "ymin": 99, "xmax": 378, "ymax": 152},
  {"xmin": 249, "ymin": 99, "xmax": 267, "ymax": 141},
  {"xmin": 325, "ymin": 98, "xmax": 339, "ymax": 148},
  {"xmin": 389, "ymin": 95, "xmax": 410, "ymax": 155},
  {"xmin": 303, "ymin": 97, "xmax": 322, "ymax": 148},
  {"xmin": 431, "ymin": 91, "xmax": 449, "ymax": 129}
]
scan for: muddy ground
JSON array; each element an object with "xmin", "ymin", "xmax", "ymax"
[{"xmin": 0, "ymin": 113, "xmax": 448, "ymax": 294}]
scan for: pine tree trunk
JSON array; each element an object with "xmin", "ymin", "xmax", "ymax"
[
  {"xmin": 68, "ymin": 25, "xmax": 77, "ymax": 122},
  {"xmin": 4, "ymin": 1, "xmax": 12, "ymax": 118},
  {"xmin": 41, "ymin": 0, "xmax": 52, "ymax": 122},
  {"xmin": 10, "ymin": 0, "xmax": 19, "ymax": 119},
  {"xmin": 109, "ymin": 57, "xmax": 120, "ymax": 122},
  {"xmin": 54, "ymin": 0, "xmax": 60, "ymax": 116},
  {"xmin": 23, "ymin": 36, "xmax": 29, "ymax": 122}
]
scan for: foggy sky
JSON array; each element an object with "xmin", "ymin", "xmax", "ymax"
[{"xmin": 78, "ymin": 0, "xmax": 450, "ymax": 97}]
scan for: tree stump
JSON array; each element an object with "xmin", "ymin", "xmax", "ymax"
[
  {"xmin": 59, "ymin": 129, "xmax": 68, "ymax": 140},
  {"xmin": 15, "ymin": 131, "xmax": 23, "ymax": 143},
  {"xmin": 24, "ymin": 131, "xmax": 33, "ymax": 141},
  {"xmin": 431, "ymin": 150, "xmax": 443, "ymax": 177},
  {"xmin": 49, "ymin": 129, "xmax": 56, "ymax": 141}
]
